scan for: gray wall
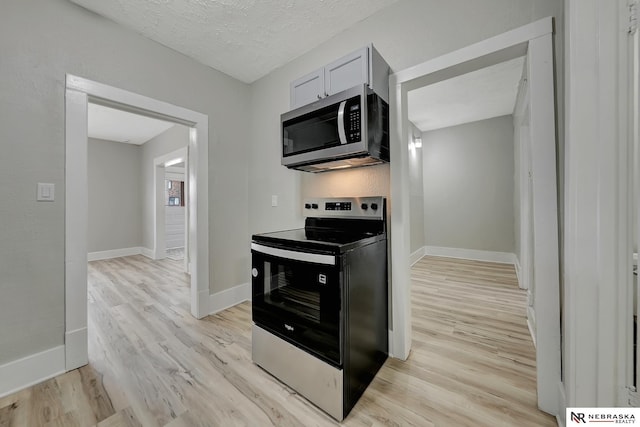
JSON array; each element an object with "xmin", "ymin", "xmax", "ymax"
[
  {"xmin": 0, "ymin": 0, "xmax": 250, "ymax": 365},
  {"xmin": 248, "ymin": 0, "xmax": 564, "ymax": 244},
  {"xmin": 87, "ymin": 138, "xmax": 142, "ymax": 253},
  {"xmin": 422, "ymin": 116, "xmax": 515, "ymax": 253},
  {"xmin": 408, "ymin": 122, "xmax": 425, "ymax": 254},
  {"xmin": 140, "ymin": 125, "xmax": 188, "ymax": 251},
  {"xmin": 87, "ymin": 127, "xmax": 188, "ymax": 256}
]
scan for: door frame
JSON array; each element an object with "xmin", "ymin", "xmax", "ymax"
[
  {"xmin": 64, "ymin": 75, "xmax": 210, "ymax": 371},
  {"xmin": 563, "ymin": 0, "xmax": 635, "ymax": 410},
  {"xmin": 514, "ymin": 70, "xmax": 532, "ymax": 293},
  {"xmin": 388, "ymin": 17, "xmax": 561, "ymax": 414},
  {"xmin": 514, "ymin": 80, "xmax": 537, "ymax": 339}
]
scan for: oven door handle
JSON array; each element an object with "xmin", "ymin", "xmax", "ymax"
[{"xmin": 251, "ymin": 243, "xmax": 335, "ymax": 266}]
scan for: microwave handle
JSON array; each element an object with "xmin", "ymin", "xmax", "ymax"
[{"xmin": 337, "ymin": 100, "xmax": 348, "ymax": 145}]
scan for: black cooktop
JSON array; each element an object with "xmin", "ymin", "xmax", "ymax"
[
  {"xmin": 255, "ymin": 226, "xmax": 380, "ymax": 244},
  {"xmin": 252, "ymin": 197, "xmax": 387, "ymax": 254},
  {"xmin": 253, "ymin": 218, "xmax": 386, "ymax": 254}
]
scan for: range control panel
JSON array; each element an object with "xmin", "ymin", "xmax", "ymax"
[
  {"xmin": 303, "ymin": 196, "xmax": 385, "ymax": 220},
  {"xmin": 325, "ymin": 201, "xmax": 352, "ymax": 211}
]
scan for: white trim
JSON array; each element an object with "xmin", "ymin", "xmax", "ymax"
[
  {"xmin": 165, "ymin": 171, "xmax": 185, "ymax": 181},
  {"xmin": 410, "ymin": 247, "xmax": 425, "ymax": 266},
  {"xmin": 65, "ymin": 75, "xmax": 210, "ymax": 376},
  {"xmin": 64, "ymin": 327, "xmax": 88, "ymax": 371},
  {"xmin": 527, "ymin": 306, "xmax": 537, "ymax": 347},
  {"xmin": 392, "ymin": 18, "xmax": 552, "ymax": 84},
  {"xmin": 141, "ymin": 247, "xmax": 154, "ymax": 259},
  {"xmin": 0, "ymin": 346, "xmax": 65, "ymax": 398},
  {"xmin": 88, "ymin": 247, "xmax": 144, "ymax": 261},
  {"xmin": 209, "ymin": 283, "xmax": 251, "ymax": 315},
  {"xmin": 564, "ymin": 0, "xmax": 632, "ymax": 409},
  {"xmin": 66, "ymin": 75, "xmax": 204, "ymax": 124},
  {"xmin": 514, "ymin": 256, "xmax": 522, "ymax": 288},
  {"xmin": 424, "ymin": 246, "xmax": 517, "ymax": 265},
  {"xmin": 389, "ymin": 16, "xmax": 560, "ymax": 413},
  {"xmin": 513, "ymin": 72, "xmax": 532, "ymax": 294},
  {"xmin": 527, "ymin": 32, "xmax": 562, "ymax": 415},
  {"xmin": 389, "ymin": 74, "xmax": 412, "ymax": 361},
  {"xmin": 65, "ymin": 87, "xmax": 88, "ymax": 372},
  {"xmin": 557, "ymin": 382, "xmax": 567, "ymax": 427}
]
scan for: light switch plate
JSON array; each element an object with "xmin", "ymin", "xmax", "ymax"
[
  {"xmin": 37, "ymin": 183, "xmax": 55, "ymax": 201},
  {"xmin": 271, "ymin": 195, "xmax": 278, "ymax": 207}
]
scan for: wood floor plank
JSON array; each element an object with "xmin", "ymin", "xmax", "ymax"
[
  {"xmin": 95, "ymin": 407, "xmax": 142, "ymax": 427},
  {"xmin": 2, "ymin": 254, "xmax": 556, "ymax": 426}
]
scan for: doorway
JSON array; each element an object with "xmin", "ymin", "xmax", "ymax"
[
  {"xmin": 64, "ymin": 75, "xmax": 210, "ymax": 372},
  {"xmin": 155, "ymin": 147, "xmax": 190, "ymax": 275},
  {"xmin": 389, "ymin": 17, "xmax": 561, "ymax": 415}
]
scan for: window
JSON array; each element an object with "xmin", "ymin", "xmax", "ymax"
[{"xmin": 165, "ymin": 180, "xmax": 185, "ymax": 206}]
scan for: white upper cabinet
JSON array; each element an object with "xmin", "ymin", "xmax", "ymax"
[
  {"xmin": 290, "ymin": 69, "xmax": 325, "ymax": 110},
  {"xmin": 324, "ymin": 47, "xmax": 369, "ymax": 98},
  {"xmin": 289, "ymin": 44, "xmax": 390, "ymax": 110}
]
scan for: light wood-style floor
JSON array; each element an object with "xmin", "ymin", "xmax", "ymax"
[{"xmin": 0, "ymin": 255, "xmax": 556, "ymax": 426}]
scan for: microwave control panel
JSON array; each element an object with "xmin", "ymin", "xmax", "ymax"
[{"xmin": 346, "ymin": 98, "xmax": 361, "ymax": 143}]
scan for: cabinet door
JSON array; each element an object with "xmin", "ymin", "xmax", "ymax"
[
  {"xmin": 324, "ymin": 47, "xmax": 369, "ymax": 96},
  {"xmin": 290, "ymin": 68, "xmax": 324, "ymax": 109}
]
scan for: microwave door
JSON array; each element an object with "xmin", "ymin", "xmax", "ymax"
[{"xmin": 281, "ymin": 85, "xmax": 368, "ymax": 168}]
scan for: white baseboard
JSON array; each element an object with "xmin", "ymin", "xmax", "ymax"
[
  {"xmin": 424, "ymin": 246, "xmax": 517, "ymax": 265},
  {"xmin": 527, "ymin": 305, "xmax": 537, "ymax": 348},
  {"xmin": 140, "ymin": 247, "xmax": 154, "ymax": 259},
  {"xmin": 0, "ymin": 346, "xmax": 65, "ymax": 398},
  {"xmin": 514, "ymin": 257, "xmax": 522, "ymax": 288},
  {"xmin": 209, "ymin": 283, "xmax": 251, "ymax": 315},
  {"xmin": 88, "ymin": 246, "xmax": 143, "ymax": 261},
  {"xmin": 65, "ymin": 327, "xmax": 88, "ymax": 371},
  {"xmin": 410, "ymin": 247, "xmax": 426, "ymax": 266}
]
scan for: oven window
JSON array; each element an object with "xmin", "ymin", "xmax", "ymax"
[{"xmin": 264, "ymin": 262, "xmax": 322, "ymax": 323}]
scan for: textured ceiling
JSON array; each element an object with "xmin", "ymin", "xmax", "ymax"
[
  {"xmin": 408, "ymin": 56, "xmax": 526, "ymax": 132},
  {"xmin": 88, "ymin": 103, "xmax": 175, "ymax": 144},
  {"xmin": 69, "ymin": 0, "xmax": 399, "ymax": 83}
]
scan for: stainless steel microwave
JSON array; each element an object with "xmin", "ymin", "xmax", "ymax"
[{"xmin": 281, "ymin": 84, "xmax": 389, "ymax": 172}]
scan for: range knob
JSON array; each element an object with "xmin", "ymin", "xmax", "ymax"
[
  {"xmin": 304, "ymin": 203, "xmax": 311, "ymax": 209},
  {"xmin": 361, "ymin": 203, "xmax": 368, "ymax": 210},
  {"xmin": 371, "ymin": 203, "xmax": 378, "ymax": 210},
  {"xmin": 311, "ymin": 203, "xmax": 319, "ymax": 209}
]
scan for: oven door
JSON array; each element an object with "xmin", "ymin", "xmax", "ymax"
[{"xmin": 251, "ymin": 242, "xmax": 343, "ymax": 367}]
